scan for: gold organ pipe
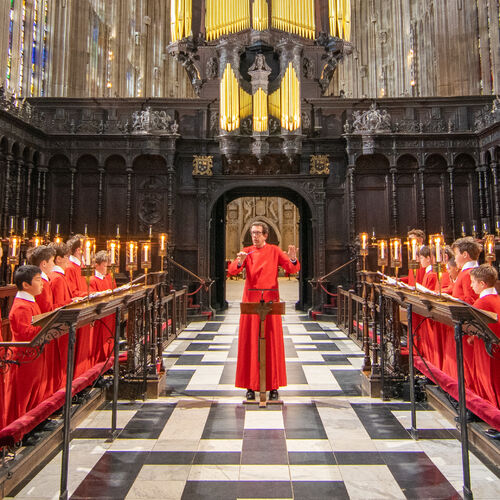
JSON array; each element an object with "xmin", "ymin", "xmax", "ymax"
[
  {"xmin": 344, "ymin": 0, "xmax": 351, "ymax": 41},
  {"xmin": 336, "ymin": 0, "xmax": 343, "ymax": 38},
  {"xmin": 328, "ymin": 0, "xmax": 337, "ymax": 36}
]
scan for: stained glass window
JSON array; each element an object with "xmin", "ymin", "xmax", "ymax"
[
  {"xmin": 6, "ymin": 0, "xmax": 14, "ymax": 88},
  {"xmin": 19, "ymin": 0, "xmax": 27, "ymax": 95}
]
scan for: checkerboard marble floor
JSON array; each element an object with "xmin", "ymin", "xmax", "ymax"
[{"xmin": 9, "ymin": 301, "xmax": 500, "ymax": 499}]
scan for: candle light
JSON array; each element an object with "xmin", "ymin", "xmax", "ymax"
[
  {"xmin": 21, "ymin": 218, "xmax": 27, "ymax": 236},
  {"xmin": 359, "ymin": 232, "xmax": 369, "ymax": 257},
  {"xmin": 129, "ymin": 243, "xmax": 134, "ymax": 263},
  {"xmin": 485, "ymin": 234, "xmax": 496, "ymax": 263},
  {"xmin": 45, "ymin": 221, "xmax": 51, "ymax": 237},
  {"xmin": 460, "ymin": 221, "xmax": 466, "ymax": 237},
  {"xmin": 411, "ymin": 239, "xmax": 417, "ymax": 261},
  {"xmin": 33, "ymin": 219, "xmax": 40, "ymax": 235},
  {"xmin": 85, "ymin": 240, "xmax": 91, "ymax": 264},
  {"xmin": 110, "ymin": 243, "xmax": 116, "ymax": 264},
  {"xmin": 148, "ymin": 225, "xmax": 153, "ymax": 239},
  {"xmin": 33, "ymin": 236, "xmax": 42, "ymax": 247},
  {"xmin": 9, "ymin": 216, "xmax": 15, "ymax": 234},
  {"xmin": 116, "ymin": 225, "xmax": 120, "ymax": 238}
]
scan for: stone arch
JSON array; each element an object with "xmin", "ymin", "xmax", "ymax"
[
  {"xmin": 454, "ymin": 153, "xmax": 476, "ymax": 170},
  {"xmin": 76, "ymin": 154, "xmax": 99, "ymax": 171},
  {"xmin": 396, "ymin": 154, "xmax": 418, "ymax": 170},
  {"xmin": 425, "ymin": 153, "xmax": 447, "ymax": 170},
  {"xmin": 240, "ymin": 215, "xmax": 282, "ymax": 248},
  {"xmin": 354, "ymin": 153, "xmax": 390, "ymax": 171},
  {"xmin": 105, "ymin": 154, "xmax": 127, "ymax": 172}
]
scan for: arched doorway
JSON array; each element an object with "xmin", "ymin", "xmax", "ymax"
[{"xmin": 209, "ymin": 186, "xmax": 313, "ymax": 311}]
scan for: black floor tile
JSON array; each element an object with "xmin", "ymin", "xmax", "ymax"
[
  {"xmin": 315, "ymin": 342, "xmax": 340, "ymax": 351},
  {"xmin": 283, "ymin": 403, "xmax": 328, "ymax": 439},
  {"xmin": 219, "ymin": 361, "xmax": 237, "ymax": 384},
  {"xmin": 202, "ymin": 322, "xmax": 221, "ymax": 331},
  {"xmin": 193, "ymin": 452, "xmax": 241, "ymax": 465},
  {"xmin": 194, "ymin": 333, "xmax": 215, "ymax": 340},
  {"xmin": 186, "ymin": 343, "xmax": 213, "ymax": 351},
  {"xmin": 322, "ymin": 354, "xmax": 351, "ymax": 364},
  {"xmin": 384, "ymin": 452, "xmax": 460, "ymax": 499},
  {"xmin": 163, "ymin": 369, "xmax": 195, "ymax": 395},
  {"xmin": 201, "ymin": 403, "xmax": 245, "ymax": 439},
  {"xmin": 415, "ymin": 428, "xmax": 458, "ymax": 439},
  {"xmin": 284, "ymin": 337, "xmax": 298, "ymax": 357},
  {"xmin": 309, "ymin": 333, "xmax": 330, "ymax": 340},
  {"xmin": 71, "ymin": 451, "xmax": 148, "ymax": 499},
  {"xmin": 72, "ymin": 428, "xmax": 122, "ymax": 439},
  {"xmin": 292, "ymin": 481, "xmax": 350, "ymax": 500},
  {"xmin": 119, "ymin": 404, "xmax": 176, "ymax": 439},
  {"xmin": 288, "ymin": 451, "xmax": 336, "ymax": 465},
  {"xmin": 304, "ymin": 323, "xmax": 324, "ymax": 332},
  {"xmin": 332, "ymin": 369, "xmax": 362, "ymax": 396},
  {"xmin": 145, "ymin": 451, "xmax": 196, "ymax": 465},
  {"xmin": 175, "ymin": 354, "xmax": 204, "ymax": 365},
  {"xmin": 351, "ymin": 403, "xmax": 411, "ymax": 440},
  {"xmin": 181, "ymin": 481, "xmax": 236, "ymax": 500},
  {"xmin": 334, "ymin": 451, "xmax": 384, "ymax": 465},
  {"xmin": 237, "ymin": 481, "xmax": 293, "ymax": 498},
  {"xmin": 242, "ymin": 429, "xmax": 287, "ymax": 464}
]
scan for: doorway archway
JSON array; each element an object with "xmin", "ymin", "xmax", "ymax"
[{"xmin": 209, "ymin": 186, "xmax": 314, "ymax": 311}]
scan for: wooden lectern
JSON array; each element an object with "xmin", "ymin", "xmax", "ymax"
[{"xmin": 240, "ymin": 290, "xmax": 285, "ymax": 408}]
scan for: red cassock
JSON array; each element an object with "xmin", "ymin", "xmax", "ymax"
[
  {"xmin": 35, "ymin": 275, "xmax": 57, "ymax": 396},
  {"xmin": 89, "ymin": 274, "xmax": 116, "ymax": 363},
  {"xmin": 441, "ymin": 268, "xmax": 479, "ymax": 390},
  {"xmin": 227, "ymin": 244, "xmax": 300, "ymax": 391},
  {"xmin": 49, "ymin": 270, "xmax": 72, "ymax": 391},
  {"xmin": 66, "ymin": 261, "xmax": 94, "ymax": 377},
  {"xmin": 401, "ymin": 266, "xmax": 426, "ymax": 286},
  {"xmin": 472, "ymin": 294, "xmax": 500, "ymax": 408},
  {"xmin": 415, "ymin": 270, "xmax": 439, "ymax": 365},
  {"xmin": 0, "ymin": 311, "xmax": 6, "ymax": 429},
  {"xmin": 8, "ymin": 298, "xmax": 43, "ymax": 425}
]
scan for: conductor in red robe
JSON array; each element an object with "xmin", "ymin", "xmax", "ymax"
[{"xmin": 227, "ymin": 221, "xmax": 300, "ymax": 401}]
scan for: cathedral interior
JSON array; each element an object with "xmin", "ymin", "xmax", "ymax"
[{"xmin": 0, "ymin": 1, "xmax": 499, "ymax": 499}]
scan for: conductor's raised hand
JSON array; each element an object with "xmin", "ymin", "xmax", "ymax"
[
  {"xmin": 287, "ymin": 245, "xmax": 298, "ymax": 261},
  {"xmin": 236, "ymin": 251, "xmax": 248, "ymax": 266}
]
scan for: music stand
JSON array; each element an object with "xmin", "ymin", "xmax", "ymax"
[{"xmin": 240, "ymin": 288, "xmax": 285, "ymax": 408}]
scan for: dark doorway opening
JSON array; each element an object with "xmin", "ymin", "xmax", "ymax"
[{"xmin": 210, "ymin": 187, "xmax": 313, "ymax": 311}]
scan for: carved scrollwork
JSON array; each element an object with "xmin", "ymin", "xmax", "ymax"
[
  {"xmin": 131, "ymin": 107, "xmax": 179, "ymax": 135},
  {"xmin": 352, "ymin": 103, "xmax": 392, "ymax": 134},
  {"xmin": 463, "ymin": 319, "xmax": 500, "ymax": 356}
]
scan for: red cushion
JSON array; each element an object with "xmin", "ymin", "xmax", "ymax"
[{"xmin": 0, "ymin": 358, "xmax": 114, "ymax": 447}]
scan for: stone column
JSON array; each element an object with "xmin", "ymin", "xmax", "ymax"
[
  {"xmin": 2, "ymin": 154, "xmax": 13, "ymax": 236},
  {"xmin": 126, "ymin": 167, "xmax": 133, "ymax": 235},
  {"xmin": 14, "ymin": 158, "xmax": 24, "ymax": 219},
  {"xmin": 25, "ymin": 160, "xmax": 34, "ymax": 221},
  {"xmin": 166, "ymin": 151, "xmax": 176, "ymax": 242},
  {"xmin": 389, "ymin": 166, "xmax": 398, "ymax": 235},
  {"xmin": 97, "ymin": 167, "xmax": 105, "ymax": 237},
  {"xmin": 490, "ymin": 160, "xmax": 499, "ymax": 221},
  {"xmin": 447, "ymin": 166, "xmax": 456, "ymax": 240},
  {"xmin": 415, "ymin": 164, "xmax": 426, "ymax": 232},
  {"xmin": 477, "ymin": 165, "xmax": 485, "ymax": 220},
  {"xmin": 68, "ymin": 167, "xmax": 76, "ymax": 234},
  {"xmin": 347, "ymin": 165, "xmax": 356, "ymax": 243}
]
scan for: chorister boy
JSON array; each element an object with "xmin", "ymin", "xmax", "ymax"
[
  {"xmin": 65, "ymin": 235, "xmax": 87, "ymax": 297},
  {"xmin": 418, "ymin": 246, "xmax": 437, "ymax": 291},
  {"xmin": 8, "ymin": 266, "xmax": 44, "ymax": 423},
  {"xmin": 469, "ymin": 265, "xmax": 500, "ymax": 411},
  {"xmin": 90, "ymin": 250, "xmax": 116, "ymax": 292},
  {"xmin": 48, "ymin": 243, "xmax": 72, "ymax": 308},
  {"xmin": 27, "ymin": 245, "xmax": 56, "ymax": 313},
  {"xmin": 27, "ymin": 245, "xmax": 57, "ymax": 396},
  {"xmin": 89, "ymin": 250, "xmax": 116, "ymax": 363},
  {"xmin": 451, "ymin": 237, "xmax": 481, "ymax": 304}
]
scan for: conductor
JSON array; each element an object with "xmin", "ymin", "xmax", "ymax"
[{"xmin": 227, "ymin": 221, "xmax": 300, "ymax": 400}]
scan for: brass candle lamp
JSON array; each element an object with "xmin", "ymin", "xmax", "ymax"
[
  {"xmin": 140, "ymin": 240, "xmax": 152, "ymax": 284},
  {"xmin": 429, "ymin": 233, "xmax": 445, "ymax": 296},
  {"xmin": 460, "ymin": 221, "xmax": 467, "ymax": 238},
  {"xmin": 8, "ymin": 234, "xmax": 21, "ymax": 284},
  {"xmin": 359, "ymin": 232, "xmax": 369, "ymax": 271},
  {"xmin": 81, "ymin": 235, "xmax": 96, "ymax": 299},
  {"xmin": 107, "ymin": 238, "xmax": 120, "ymax": 286},
  {"xmin": 31, "ymin": 235, "xmax": 43, "ymax": 248},
  {"xmin": 158, "ymin": 233, "xmax": 168, "ymax": 272},
  {"xmin": 44, "ymin": 221, "xmax": 51, "ymax": 243},
  {"xmin": 126, "ymin": 241, "xmax": 138, "ymax": 287},
  {"xmin": 484, "ymin": 234, "xmax": 496, "ymax": 266},
  {"xmin": 53, "ymin": 224, "xmax": 63, "ymax": 244},
  {"xmin": 390, "ymin": 238, "xmax": 402, "ymax": 279},
  {"xmin": 377, "ymin": 239, "xmax": 389, "ymax": 278}
]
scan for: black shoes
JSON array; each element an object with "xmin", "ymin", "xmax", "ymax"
[
  {"xmin": 246, "ymin": 389, "xmax": 255, "ymax": 400},
  {"xmin": 484, "ymin": 428, "xmax": 500, "ymax": 440},
  {"xmin": 269, "ymin": 389, "xmax": 279, "ymax": 400}
]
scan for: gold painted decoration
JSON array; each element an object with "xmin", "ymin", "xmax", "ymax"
[
  {"xmin": 205, "ymin": 0, "xmax": 251, "ymax": 41},
  {"xmin": 271, "ymin": 0, "xmax": 315, "ymax": 39},
  {"xmin": 170, "ymin": 0, "xmax": 192, "ymax": 42},
  {"xmin": 310, "ymin": 155, "xmax": 330, "ymax": 175},
  {"xmin": 280, "ymin": 61, "xmax": 301, "ymax": 131},
  {"xmin": 192, "ymin": 155, "xmax": 214, "ymax": 176}
]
